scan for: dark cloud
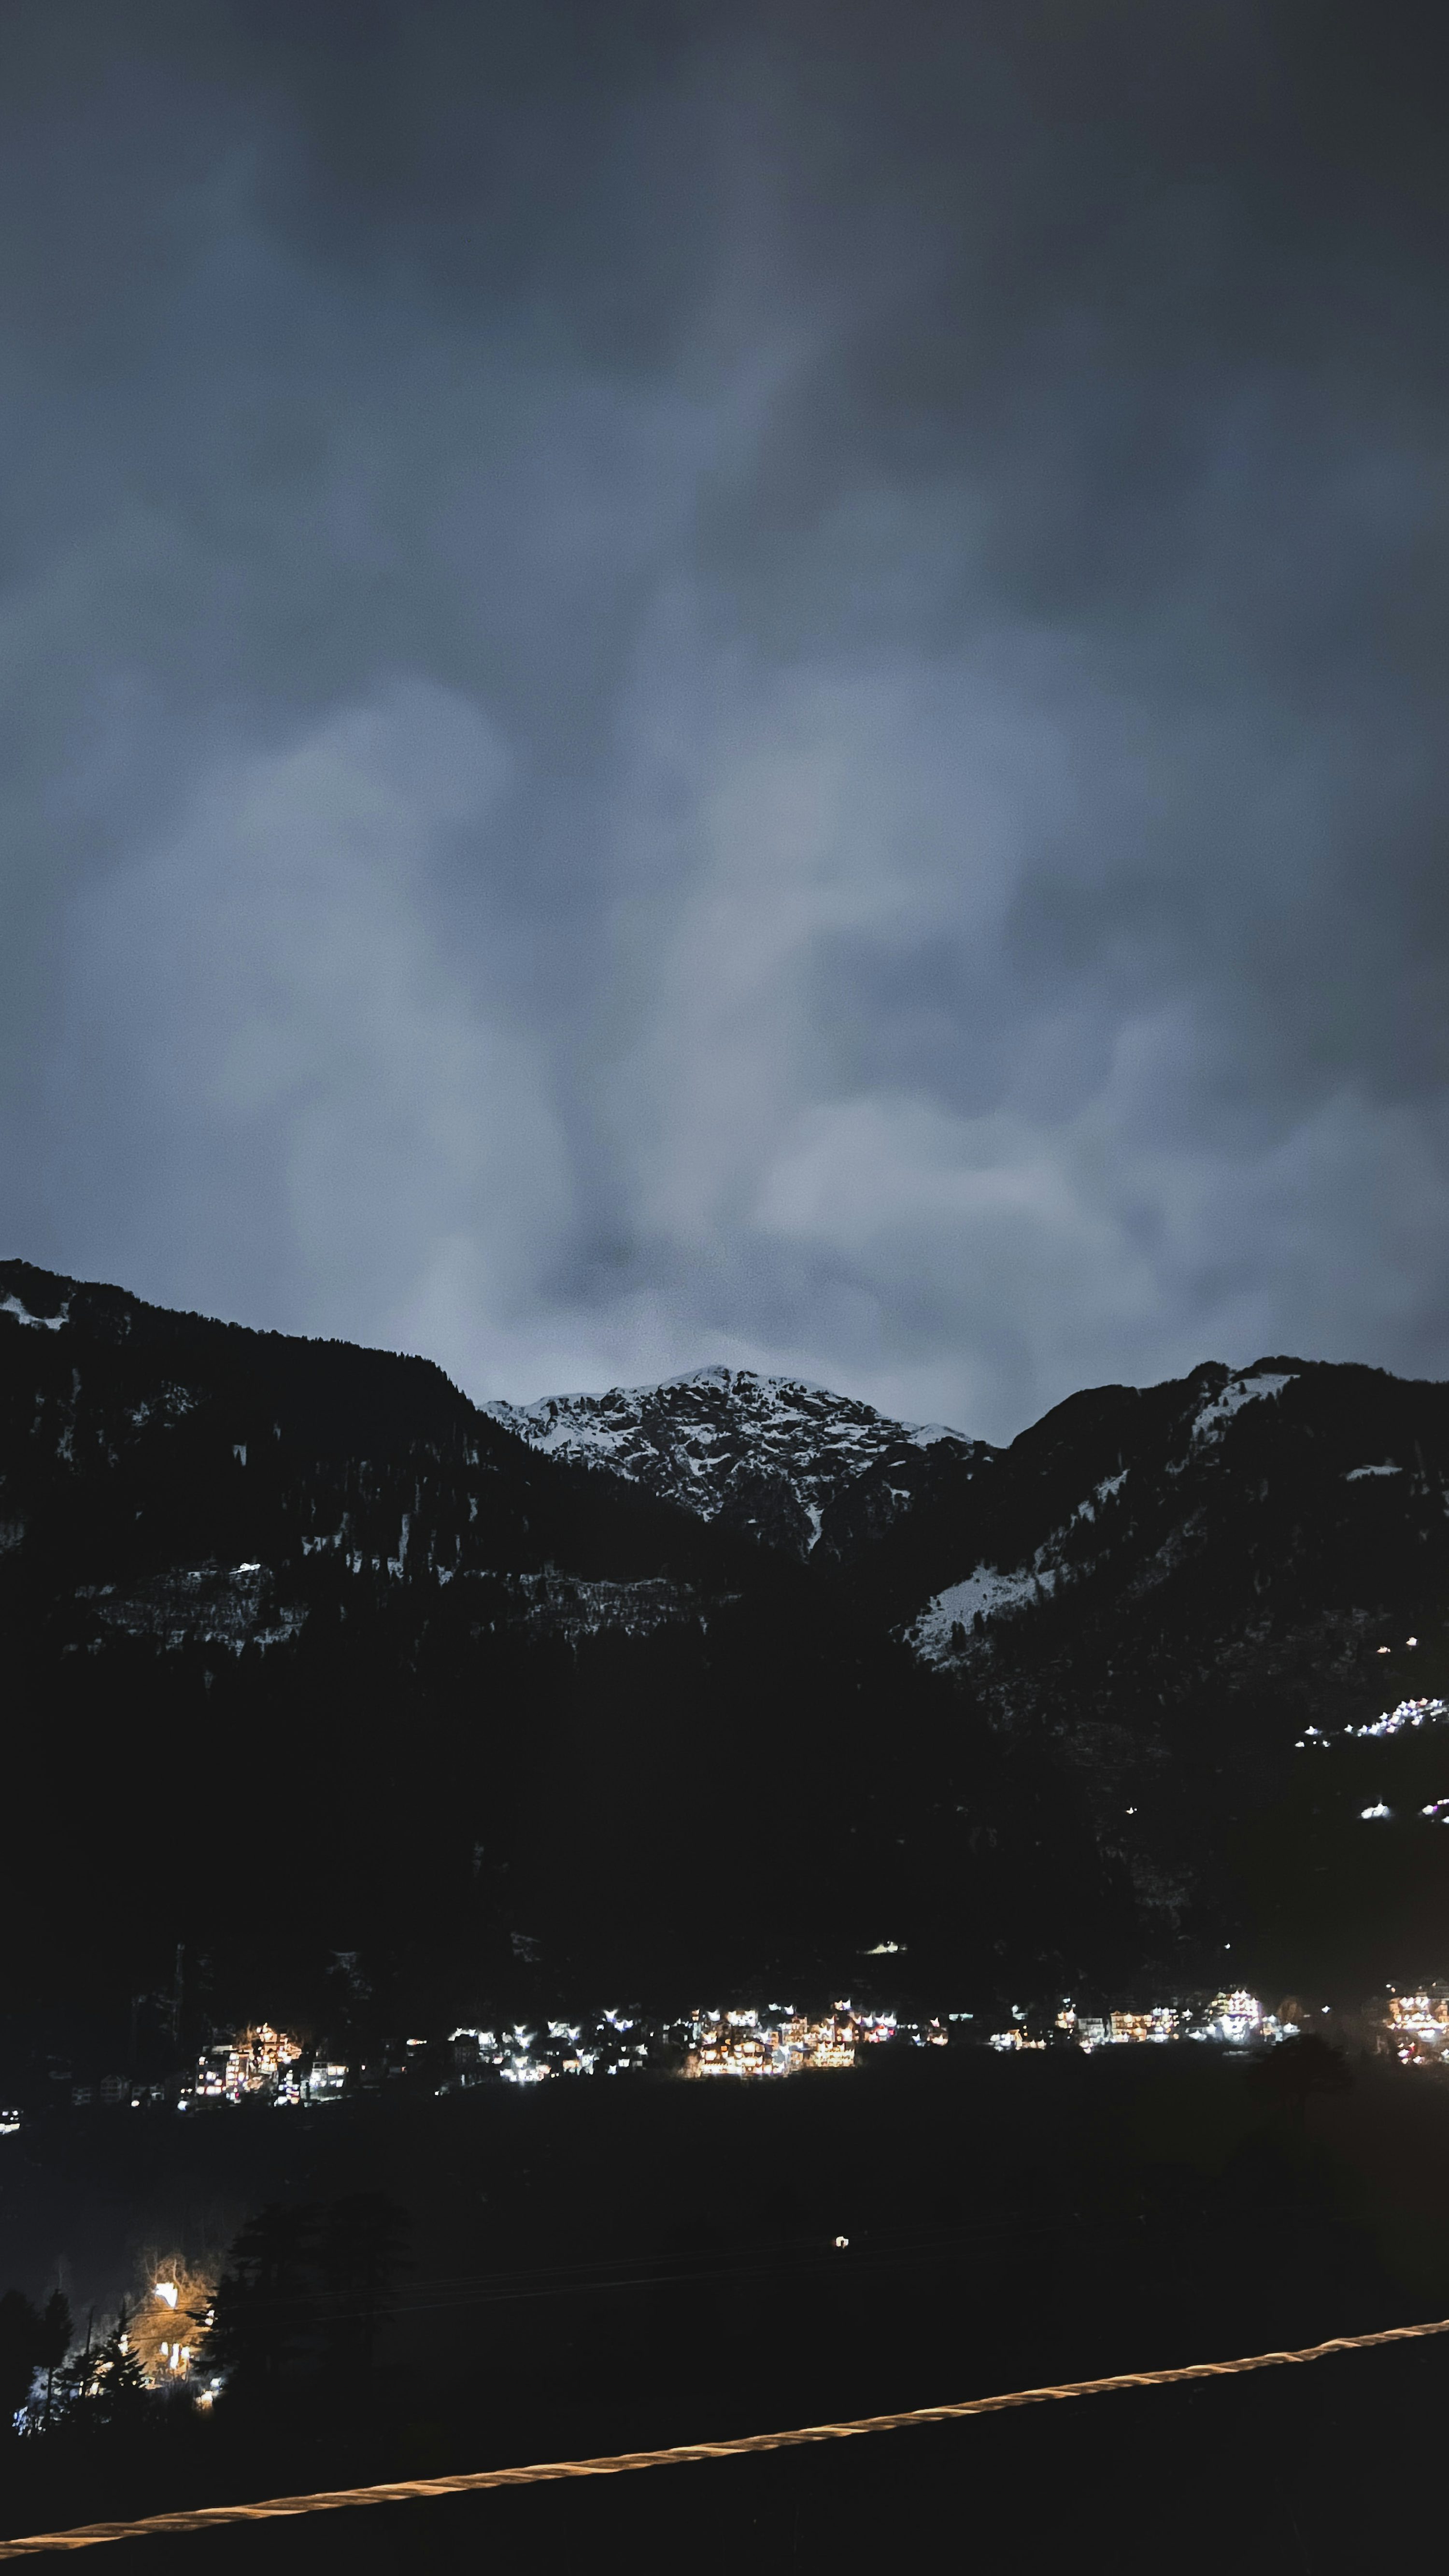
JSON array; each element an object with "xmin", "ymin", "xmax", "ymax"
[{"xmin": 1, "ymin": 0, "xmax": 1445, "ymax": 1440}]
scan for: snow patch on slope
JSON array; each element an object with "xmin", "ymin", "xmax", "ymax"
[
  {"xmin": 1, "ymin": 1293, "xmax": 68, "ymax": 1331},
  {"xmin": 1191, "ymin": 1371, "xmax": 1295, "ymax": 1442},
  {"xmin": 909, "ymin": 1562, "xmax": 1057, "ymax": 1661}
]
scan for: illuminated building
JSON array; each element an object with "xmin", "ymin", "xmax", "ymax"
[
  {"xmin": 194, "ymin": 2046, "xmax": 230, "ymax": 2100},
  {"xmin": 1206, "ymin": 1991, "xmax": 1263, "ymax": 2044},
  {"xmin": 690, "ymin": 2010, "xmax": 774, "ymax": 2076},
  {"xmin": 1109, "ymin": 2008, "xmax": 1179, "ymax": 2044},
  {"xmin": 193, "ymin": 2021, "xmax": 303, "ymax": 2104},
  {"xmin": 130, "ymin": 2266, "xmax": 217, "ymax": 2388},
  {"xmin": 233, "ymin": 2022, "xmax": 300, "ymax": 2088},
  {"xmin": 449, "ymin": 2027, "xmax": 504, "ymax": 2080},
  {"xmin": 1384, "ymin": 1993, "xmax": 1449, "ymax": 2062}
]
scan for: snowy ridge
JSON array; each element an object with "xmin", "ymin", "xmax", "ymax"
[
  {"xmin": 483, "ymin": 1367, "xmax": 985, "ymax": 1558},
  {"xmin": 904, "ymin": 1352, "xmax": 1438, "ymax": 1671}
]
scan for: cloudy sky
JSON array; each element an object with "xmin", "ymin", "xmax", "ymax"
[{"xmin": 2, "ymin": 0, "xmax": 1445, "ymax": 1442}]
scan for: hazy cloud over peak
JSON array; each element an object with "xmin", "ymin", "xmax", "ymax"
[{"xmin": 3, "ymin": 0, "xmax": 1446, "ymax": 1440}]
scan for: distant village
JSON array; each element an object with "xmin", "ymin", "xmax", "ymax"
[{"xmin": 7, "ymin": 1983, "xmax": 1447, "ymax": 2136}]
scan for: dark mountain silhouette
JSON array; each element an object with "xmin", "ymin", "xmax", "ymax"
[{"xmin": 3, "ymin": 1259, "xmax": 1447, "ymax": 2044}]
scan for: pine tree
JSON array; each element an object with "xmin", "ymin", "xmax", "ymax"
[
  {"xmin": 55, "ymin": 2315, "xmax": 99, "ymax": 2426},
  {"xmin": 207, "ymin": 2204, "xmax": 321, "ymax": 2405},
  {"xmin": 89, "ymin": 2305, "xmax": 149, "ymax": 2425},
  {"xmin": 0, "ymin": 2289, "xmax": 42, "ymax": 2435},
  {"xmin": 35, "ymin": 2288, "xmax": 71, "ymax": 2429}
]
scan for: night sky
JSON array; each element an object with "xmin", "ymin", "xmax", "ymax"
[{"xmin": 3, "ymin": 1, "xmax": 1445, "ymax": 1442}]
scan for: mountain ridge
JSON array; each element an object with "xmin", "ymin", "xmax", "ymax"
[
  {"xmin": 5, "ymin": 1255, "xmax": 1449, "ymax": 2025},
  {"xmin": 483, "ymin": 1364, "xmax": 993, "ymax": 1560}
]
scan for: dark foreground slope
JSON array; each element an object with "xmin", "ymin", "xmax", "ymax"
[{"xmin": 4, "ymin": 2047, "xmax": 1449, "ymax": 2576}]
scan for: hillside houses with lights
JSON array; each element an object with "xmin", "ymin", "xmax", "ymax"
[{"xmin": 685, "ymin": 2004, "xmax": 940, "ymax": 2076}]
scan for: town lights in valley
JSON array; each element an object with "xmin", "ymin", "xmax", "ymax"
[{"xmin": 169, "ymin": 1975, "xmax": 1449, "ymax": 2115}]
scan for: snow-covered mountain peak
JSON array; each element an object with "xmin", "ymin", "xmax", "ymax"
[{"xmin": 482, "ymin": 1368, "xmax": 987, "ymax": 1557}]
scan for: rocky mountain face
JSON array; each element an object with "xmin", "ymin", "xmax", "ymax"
[
  {"xmin": 4, "ymin": 1257, "xmax": 1448, "ymax": 2036},
  {"xmin": 484, "ymin": 1366, "xmax": 989, "ymax": 1559},
  {"xmin": 868, "ymin": 1355, "xmax": 1449, "ymax": 1673}
]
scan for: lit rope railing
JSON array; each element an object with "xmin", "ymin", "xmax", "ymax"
[{"xmin": 3, "ymin": 2311, "xmax": 1449, "ymax": 2557}]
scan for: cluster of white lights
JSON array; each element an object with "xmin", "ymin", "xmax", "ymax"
[
  {"xmin": 1349, "ymin": 1697, "xmax": 1448, "ymax": 1740},
  {"xmin": 686, "ymin": 2002, "xmax": 917, "ymax": 2077},
  {"xmin": 1295, "ymin": 1697, "xmax": 1448, "ymax": 1754}
]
